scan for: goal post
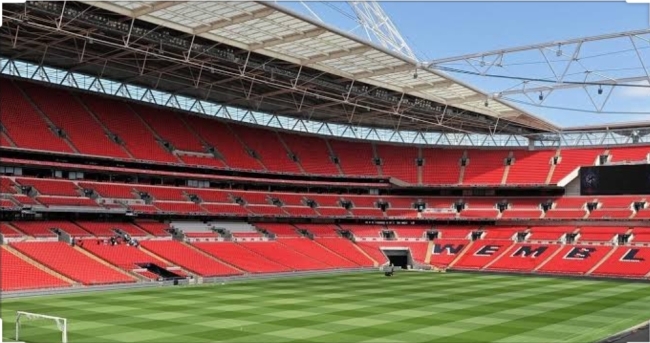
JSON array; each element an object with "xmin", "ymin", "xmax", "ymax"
[{"xmin": 15, "ymin": 311, "xmax": 67, "ymax": 343}]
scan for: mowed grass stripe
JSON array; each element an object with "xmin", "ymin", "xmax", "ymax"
[{"xmin": 2, "ymin": 272, "xmax": 649, "ymax": 343}]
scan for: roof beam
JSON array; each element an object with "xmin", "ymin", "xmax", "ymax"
[
  {"xmin": 404, "ymin": 80, "xmax": 453, "ymax": 92},
  {"xmin": 353, "ymin": 63, "xmax": 414, "ymax": 79},
  {"xmin": 303, "ymin": 46, "xmax": 373, "ymax": 65},
  {"xmin": 445, "ymin": 93, "xmax": 488, "ymax": 105},
  {"xmin": 193, "ymin": 8, "xmax": 275, "ymax": 35},
  {"xmin": 249, "ymin": 28, "xmax": 327, "ymax": 50},
  {"xmin": 132, "ymin": 2, "xmax": 181, "ymax": 18}
]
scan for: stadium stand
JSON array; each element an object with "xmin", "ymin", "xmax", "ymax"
[
  {"xmin": 192, "ymin": 242, "xmax": 291, "ymax": 273},
  {"xmin": 11, "ymin": 242, "xmax": 136, "ymax": 285},
  {"xmin": 0, "ymin": 247, "xmax": 71, "ymax": 291},
  {"xmin": 139, "ymin": 240, "xmax": 242, "ymax": 277},
  {"xmin": 0, "ymin": 79, "xmax": 74, "ymax": 153}
]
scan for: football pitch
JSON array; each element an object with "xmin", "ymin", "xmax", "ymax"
[{"xmin": 2, "ymin": 272, "xmax": 649, "ymax": 343}]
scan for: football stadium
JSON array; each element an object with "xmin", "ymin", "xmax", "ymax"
[{"xmin": 1, "ymin": 1, "xmax": 649, "ymax": 342}]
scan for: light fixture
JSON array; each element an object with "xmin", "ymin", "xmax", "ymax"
[
  {"xmin": 539, "ymin": 92, "xmax": 544, "ymax": 101},
  {"xmin": 484, "ymin": 99, "xmax": 489, "ymax": 107},
  {"xmin": 413, "ymin": 70, "xmax": 418, "ymax": 79},
  {"xmin": 597, "ymin": 85, "xmax": 603, "ymax": 95},
  {"xmin": 556, "ymin": 44, "xmax": 562, "ymax": 57}
]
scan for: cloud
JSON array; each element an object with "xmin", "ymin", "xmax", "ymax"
[{"xmin": 619, "ymin": 80, "xmax": 650, "ymax": 98}]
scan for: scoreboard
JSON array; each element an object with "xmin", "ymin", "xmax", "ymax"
[{"xmin": 580, "ymin": 164, "xmax": 650, "ymax": 195}]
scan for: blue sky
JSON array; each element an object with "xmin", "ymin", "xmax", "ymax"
[{"xmin": 279, "ymin": 2, "xmax": 650, "ymax": 129}]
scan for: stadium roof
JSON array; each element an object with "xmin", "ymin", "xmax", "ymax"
[
  {"xmin": 3, "ymin": 1, "xmax": 561, "ymax": 135},
  {"xmin": 83, "ymin": 1, "xmax": 558, "ymax": 133}
]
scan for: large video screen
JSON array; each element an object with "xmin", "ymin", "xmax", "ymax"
[{"xmin": 580, "ymin": 164, "xmax": 650, "ymax": 195}]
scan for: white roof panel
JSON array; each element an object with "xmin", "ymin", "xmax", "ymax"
[{"xmin": 81, "ymin": 0, "xmax": 558, "ymax": 132}]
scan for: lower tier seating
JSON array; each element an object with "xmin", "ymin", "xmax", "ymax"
[
  {"xmin": 237, "ymin": 241, "xmax": 331, "ymax": 271},
  {"xmin": 537, "ymin": 245, "xmax": 613, "ymax": 275},
  {"xmin": 591, "ymin": 247, "xmax": 650, "ymax": 278},
  {"xmin": 485, "ymin": 244, "xmax": 563, "ymax": 272},
  {"xmin": 0, "ymin": 247, "xmax": 71, "ymax": 291},
  {"xmin": 278, "ymin": 238, "xmax": 359, "ymax": 268},
  {"xmin": 140, "ymin": 241, "xmax": 242, "ymax": 277},
  {"xmin": 11, "ymin": 242, "xmax": 136, "ymax": 285},
  {"xmin": 192, "ymin": 242, "xmax": 291, "ymax": 273},
  {"xmin": 314, "ymin": 238, "xmax": 375, "ymax": 267},
  {"xmin": 83, "ymin": 243, "xmax": 170, "ymax": 270}
]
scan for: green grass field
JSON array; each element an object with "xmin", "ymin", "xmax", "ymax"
[{"xmin": 2, "ymin": 272, "xmax": 650, "ymax": 343}]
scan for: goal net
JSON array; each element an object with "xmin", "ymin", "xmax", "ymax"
[{"xmin": 15, "ymin": 311, "xmax": 67, "ymax": 343}]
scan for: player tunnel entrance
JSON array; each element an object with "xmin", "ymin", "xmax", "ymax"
[{"xmin": 381, "ymin": 248, "xmax": 412, "ymax": 269}]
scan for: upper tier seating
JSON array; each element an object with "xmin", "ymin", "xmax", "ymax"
[
  {"xmin": 537, "ymin": 245, "xmax": 613, "ymax": 275},
  {"xmin": 608, "ymin": 146, "xmax": 649, "ymax": 163},
  {"xmin": 278, "ymin": 238, "xmax": 359, "ymax": 268},
  {"xmin": 179, "ymin": 154, "xmax": 227, "ymax": 168},
  {"xmin": 80, "ymin": 94, "xmax": 178, "ymax": 163},
  {"xmin": 551, "ymin": 148, "xmax": 603, "ymax": 183},
  {"xmin": 183, "ymin": 115, "xmax": 262, "ymax": 170},
  {"xmin": 463, "ymin": 150, "xmax": 508, "ymax": 185},
  {"xmin": 280, "ymin": 134, "xmax": 340, "ymax": 175},
  {"xmin": 506, "ymin": 150, "xmax": 554, "ymax": 185},
  {"xmin": 11, "ymin": 242, "xmax": 136, "ymax": 285},
  {"xmin": 329, "ymin": 140, "xmax": 378, "ymax": 176},
  {"xmin": 234, "ymin": 125, "xmax": 302, "ymax": 174},
  {"xmin": 421, "ymin": 149, "xmax": 462, "ymax": 185},
  {"xmin": 140, "ymin": 240, "xmax": 241, "ymax": 277},
  {"xmin": 0, "ymin": 80, "xmax": 73, "ymax": 153},
  {"xmin": 192, "ymin": 242, "xmax": 291, "ymax": 273},
  {"xmin": 21, "ymin": 83, "xmax": 130, "ymax": 158},
  {"xmin": 131, "ymin": 105, "xmax": 205, "ymax": 152},
  {"xmin": 0, "ymin": 248, "xmax": 71, "ymax": 291},
  {"xmin": 376, "ymin": 145, "xmax": 418, "ymax": 184},
  {"xmin": 237, "ymin": 241, "xmax": 331, "ymax": 270},
  {"xmin": 83, "ymin": 243, "xmax": 170, "ymax": 270}
]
